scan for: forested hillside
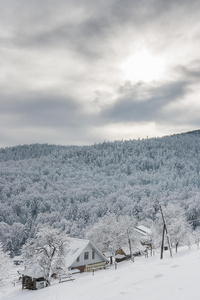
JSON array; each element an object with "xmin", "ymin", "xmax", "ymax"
[{"xmin": 1, "ymin": 130, "xmax": 200, "ymax": 255}]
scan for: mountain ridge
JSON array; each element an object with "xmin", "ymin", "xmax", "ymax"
[{"xmin": 1, "ymin": 129, "xmax": 200, "ymax": 162}]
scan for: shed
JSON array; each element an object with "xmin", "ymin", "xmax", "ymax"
[
  {"xmin": 22, "ymin": 269, "xmax": 47, "ymax": 290},
  {"xmin": 115, "ymin": 254, "xmax": 126, "ymax": 263}
]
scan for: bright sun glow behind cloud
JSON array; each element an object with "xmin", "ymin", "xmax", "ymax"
[{"xmin": 120, "ymin": 50, "xmax": 166, "ymax": 82}]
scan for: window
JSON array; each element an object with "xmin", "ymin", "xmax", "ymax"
[
  {"xmin": 92, "ymin": 249, "xmax": 95, "ymax": 259},
  {"xmin": 77, "ymin": 256, "xmax": 80, "ymax": 262},
  {"xmin": 84, "ymin": 252, "xmax": 89, "ymax": 260}
]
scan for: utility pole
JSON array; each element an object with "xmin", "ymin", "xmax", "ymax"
[
  {"xmin": 127, "ymin": 228, "xmax": 134, "ymax": 262},
  {"xmin": 160, "ymin": 224, "xmax": 165, "ymax": 259},
  {"xmin": 159, "ymin": 205, "xmax": 172, "ymax": 259}
]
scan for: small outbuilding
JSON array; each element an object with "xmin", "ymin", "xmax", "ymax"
[
  {"xmin": 115, "ymin": 253, "xmax": 127, "ymax": 263},
  {"xmin": 22, "ymin": 267, "xmax": 47, "ymax": 290},
  {"xmin": 115, "ymin": 246, "xmax": 130, "ymax": 262}
]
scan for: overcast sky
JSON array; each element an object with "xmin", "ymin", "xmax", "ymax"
[{"xmin": 1, "ymin": 0, "xmax": 200, "ymax": 147}]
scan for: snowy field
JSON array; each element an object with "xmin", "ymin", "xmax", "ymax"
[{"xmin": 1, "ymin": 246, "xmax": 200, "ymax": 300}]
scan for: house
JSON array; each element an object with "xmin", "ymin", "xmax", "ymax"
[
  {"xmin": 65, "ymin": 238, "xmax": 109, "ymax": 273},
  {"xmin": 134, "ymin": 225, "xmax": 152, "ymax": 238},
  {"xmin": 135, "ymin": 225, "xmax": 153, "ymax": 252}
]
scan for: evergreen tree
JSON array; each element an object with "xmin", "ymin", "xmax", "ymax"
[{"xmin": 5, "ymin": 239, "xmax": 15, "ymax": 258}]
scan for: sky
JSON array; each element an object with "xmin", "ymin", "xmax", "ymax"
[{"xmin": 1, "ymin": 0, "xmax": 200, "ymax": 147}]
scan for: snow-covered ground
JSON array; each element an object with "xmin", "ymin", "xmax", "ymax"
[{"xmin": 1, "ymin": 245, "xmax": 200, "ymax": 300}]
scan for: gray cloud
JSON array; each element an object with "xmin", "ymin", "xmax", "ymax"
[
  {"xmin": 0, "ymin": 93, "xmax": 87, "ymax": 128},
  {"xmin": 100, "ymin": 81, "xmax": 187, "ymax": 123},
  {"xmin": 4, "ymin": 0, "xmax": 193, "ymax": 55},
  {"xmin": 1, "ymin": 0, "xmax": 200, "ymax": 146},
  {"xmin": 0, "ymin": 91, "xmax": 98, "ymax": 147},
  {"xmin": 175, "ymin": 61, "xmax": 200, "ymax": 80},
  {"xmin": 99, "ymin": 63, "xmax": 200, "ymax": 125}
]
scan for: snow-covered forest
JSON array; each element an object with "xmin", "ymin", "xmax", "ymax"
[{"xmin": 1, "ymin": 130, "xmax": 200, "ymax": 255}]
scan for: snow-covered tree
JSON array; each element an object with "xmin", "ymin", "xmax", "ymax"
[
  {"xmin": 117, "ymin": 215, "xmax": 142, "ymax": 254},
  {"xmin": 0, "ymin": 242, "xmax": 13, "ymax": 286},
  {"xmin": 193, "ymin": 227, "xmax": 200, "ymax": 249},
  {"xmin": 185, "ymin": 228, "xmax": 194, "ymax": 250},
  {"xmin": 5, "ymin": 239, "xmax": 15, "ymax": 258},
  {"xmin": 22, "ymin": 227, "xmax": 69, "ymax": 284},
  {"xmin": 85, "ymin": 214, "xmax": 119, "ymax": 254},
  {"xmin": 85, "ymin": 213, "xmax": 141, "ymax": 255},
  {"xmin": 156, "ymin": 203, "xmax": 192, "ymax": 252}
]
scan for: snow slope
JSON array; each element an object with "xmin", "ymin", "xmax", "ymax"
[{"xmin": 1, "ymin": 246, "xmax": 200, "ymax": 300}]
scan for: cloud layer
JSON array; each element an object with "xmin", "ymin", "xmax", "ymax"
[{"xmin": 1, "ymin": 0, "xmax": 200, "ymax": 147}]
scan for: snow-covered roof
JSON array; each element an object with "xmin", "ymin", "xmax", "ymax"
[
  {"xmin": 120, "ymin": 246, "xmax": 130, "ymax": 255},
  {"xmin": 22, "ymin": 264, "xmax": 45, "ymax": 279},
  {"xmin": 115, "ymin": 254, "xmax": 126, "ymax": 259},
  {"xmin": 103, "ymin": 251, "xmax": 113, "ymax": 258},
  {"xmin": 135, "ymin": 225, "xmax": 151, "ymax": 236},
  {"xmin": 65, "ymin": 238, "xmax": 90, "ymax": 268}
]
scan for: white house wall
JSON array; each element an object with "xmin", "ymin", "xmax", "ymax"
[{"xmin": 70, "ymin": 243, "xmax": 105, "ymax": 268}]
